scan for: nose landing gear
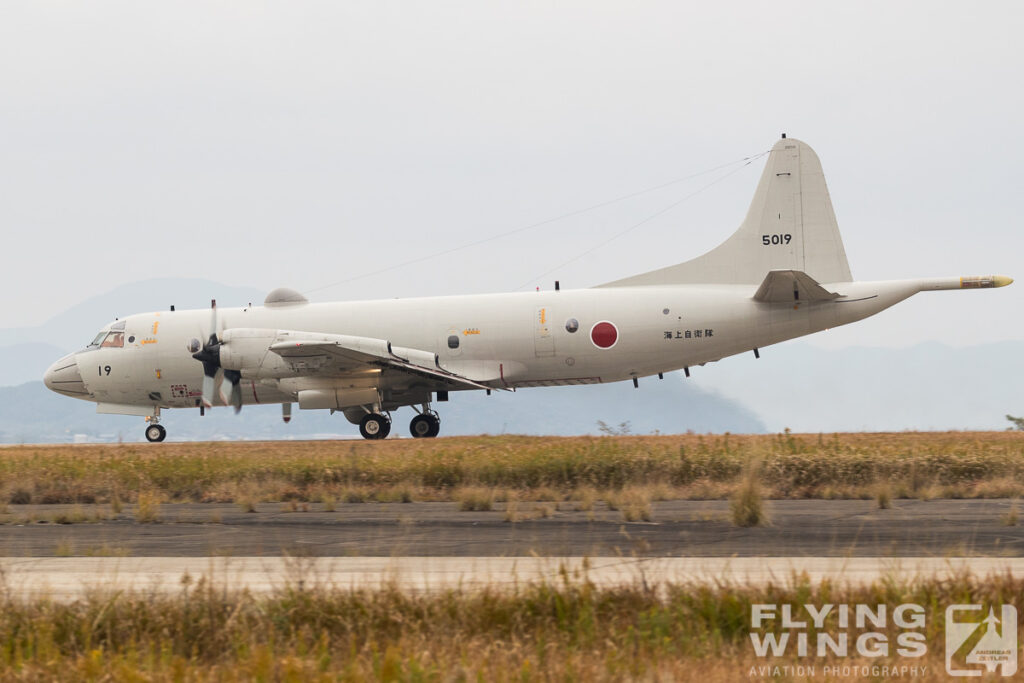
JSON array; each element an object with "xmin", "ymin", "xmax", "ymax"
[
  {"xmin": 143, "ymin": 408, "xmax": 166, "ymax": 442},
  {"xmin": 145, "ymin": 423, "xmax": 166, "ymax": 443}
]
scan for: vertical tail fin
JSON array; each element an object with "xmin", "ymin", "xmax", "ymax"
[{"xmin": 600, "ymin": 137, "xmax": 852, "ymax": 287}]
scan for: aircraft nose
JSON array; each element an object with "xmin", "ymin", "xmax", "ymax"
[{"xmin": 43, "ymin": 354, "xmax": 87, "ymax": 396}]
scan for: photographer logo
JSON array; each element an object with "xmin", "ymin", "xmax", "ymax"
[{"xmin": 945, "ymin": 604, "xmax": 1017, "ymax": 677}]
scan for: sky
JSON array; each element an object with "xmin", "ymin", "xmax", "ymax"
[{"xmin": 2, "ymin": 1, "xmax": 1022, "ymax": 349}]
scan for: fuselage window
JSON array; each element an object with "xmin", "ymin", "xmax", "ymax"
[
  {"xmin": 100, "ymin": 332, "xmax": 125, "ymax": 348},
  {"xmin": 447, "ymin": 335, "xmax": 460, "ymax": 349},
  {"xmin": 565, "ymin": 318, "xmax": 579, "ymax": 333}
]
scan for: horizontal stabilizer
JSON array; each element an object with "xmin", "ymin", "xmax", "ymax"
[{"xmin": 753, "ymin": 270, "xmax": 840, "ymax": 303}]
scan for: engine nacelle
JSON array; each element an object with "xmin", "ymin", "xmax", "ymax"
[{"xmin": 217, "ymin": 328, "xmax": 278, "ymax": 372}]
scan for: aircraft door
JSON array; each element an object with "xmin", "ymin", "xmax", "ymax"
[{"xmin": 533, "ymin": 306, "xmax": 555, "ymax": 358}]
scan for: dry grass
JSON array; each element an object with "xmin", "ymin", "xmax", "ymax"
[
  {"xmin": 378, "ymin": 485, "xmax": 415, "ymax": 503},
  {"xmin": 503, "ymin": 497, "xmax": 522, "ymax": 523},
  {"xmin": 134, "ymin": 491, "xmax": 161, "ymax": 523},
  {"xmin": 7, "ymin": 488, "xmax": 31, "ymax": 505},
  {"xmin": 606, "ymin": 487, "xmax": 653, "ymax": 522},
  {"xmin": 876, "ymin": 483, "xmax": 892, "ymax": 509},
  {"xmin": 529, "ymin": 485, "xmax": 563, "ymax": 502},
  {"xmin": 0, "ymin": 567, "xmax": 1016, "ymax": 680},
  {"xmin": 341, "ymin": 487, "xmax": 367, "ymax": 504},
  {"xmin": 973, "ymin": 475, "xmax": 1024, "ymax": 498},
  {"xmin": 51, "ymin": 505, "xmax": 89, "ymax": 525},
  {"xmin": 570, "ymin": 486, "xmax": 599, "ymax": 511},
  {"xmin": 730, "ymin": 461, "xmax": 767, "ymax": 527},
  {"xmin": 0, "ymin": 432, "xmax": 1023, "ymax": 504},
  {"xmin": 533, "ymin": 502, "xmax": 556, "ymax": 518},
  {"xmin": 456, "ymin": 486, "xmax": 494, "ymax": 511},
  {"xmin": 503, "ymin": 497, "xmax": 557, "ymax": 522}
]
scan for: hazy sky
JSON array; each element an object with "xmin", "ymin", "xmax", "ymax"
[{"xmin": 2, "ymin": 1, "xmax": 1021, "ymax": 349}]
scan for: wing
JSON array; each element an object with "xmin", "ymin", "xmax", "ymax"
[{"xmin": 267, "ymin": 331, "xmax": 504, "ymax": 391}]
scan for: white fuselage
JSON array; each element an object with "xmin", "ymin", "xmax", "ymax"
[{"xmin": 55, "ymin": 278, "xmax": 926, "ymax": 411}]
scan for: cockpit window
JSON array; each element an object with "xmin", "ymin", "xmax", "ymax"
[
  {"xmin": 100, "ymin": 332, "xmax": 125, "ymax": 348},
  {"xmin": 88, "ymin": 320, "xmax": 126, "ymax": 348}
]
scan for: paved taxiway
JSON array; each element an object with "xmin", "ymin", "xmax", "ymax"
[
  {"xmin": 2, "ymin": 556, "xmax": 1023, "ymax": 601},
  {"xmin": 1, "ymin": 499, "xmax": 1021, "ymax": 557}
]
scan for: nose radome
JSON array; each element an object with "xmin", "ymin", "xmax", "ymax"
[{"xmin": 44, "ymin": 354, "xmax": 87, "ymax": 396}]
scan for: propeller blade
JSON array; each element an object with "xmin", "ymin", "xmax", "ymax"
[
  {"xmin": 201, "ymin": 373, "xmax": 216, "ymax": 409},
  {"xmin": 223, "ymin": 369, "xmax": 243, "ymax": 413},
  {"xmin": 208, "ymin": 299, "xmax": 218, "ymax": 343}
]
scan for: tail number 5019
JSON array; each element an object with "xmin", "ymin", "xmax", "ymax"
[{"xmin": 762, "ymin": 234, "xmax": 792, "ymax": 245}]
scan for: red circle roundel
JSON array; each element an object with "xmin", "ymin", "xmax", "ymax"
[{"xmin": 590, "ymin": 321, "xmax": 618, "ymax": 349}]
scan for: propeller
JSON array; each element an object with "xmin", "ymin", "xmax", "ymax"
[
  {"xmin": 191, "ymin": 300, "xmax": 222, "ymax": 409},
  {"xmin": 190, "ymin": 299, "xmax": 243, "ymax": 413}
]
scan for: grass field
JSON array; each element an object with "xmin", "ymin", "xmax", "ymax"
[
  {"xmin": 2, "ymin": 432, "xmax": 1023, "ymax": 508},
  {"xmin": 2, "ymin": 433, "xmax": 1022, "ymax": 680},
  {"xmin": 0, "ymin": 564, "xmax": 1017, "ymax": 681}
]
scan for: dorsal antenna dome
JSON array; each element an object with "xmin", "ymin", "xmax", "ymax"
[{"xmin": 264, "ymin": 287, "xmax": 309, "ymax": 307}]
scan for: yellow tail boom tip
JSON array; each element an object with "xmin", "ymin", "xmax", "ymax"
[{"xmin": 959, "ymin": 275, "xmax": 1013, "ymax": 289}]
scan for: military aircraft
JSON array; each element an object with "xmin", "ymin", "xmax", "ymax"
[{"xmin": 44, "ymin": 136, "xmax": 1011, "ymax": 442}]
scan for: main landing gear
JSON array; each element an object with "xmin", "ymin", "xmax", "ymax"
[
  {"xmin": 409, "ymin": 412, "xmax": 440, "ymax": 438},
  {"xmin": 357, "ymin": 406, "xmax": 441, "ymax": 440},
  {"xmin": 359, "ymin": 413, "xmax": 392, "ymax": 440}
]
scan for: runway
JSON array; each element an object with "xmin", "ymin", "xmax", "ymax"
[
  {"xmin": 0, "ymin": 498, "xmax": 1021, "ymax": 557},
  {"xmin": 2, "ymin": 556, "xmax": 1023, "ymax": 601}
]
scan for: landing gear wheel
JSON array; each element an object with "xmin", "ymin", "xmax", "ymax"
[
  {"xmin": 359, "ymin": 414, "xmax": 390, "ymax": 440},
  {"xmin": 410, "ymin": 413, "xmax": 440, "ymax": 438},
  {"xmin": 145, "ymin": 424, "xmax": 166, "ymax": 443}
]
